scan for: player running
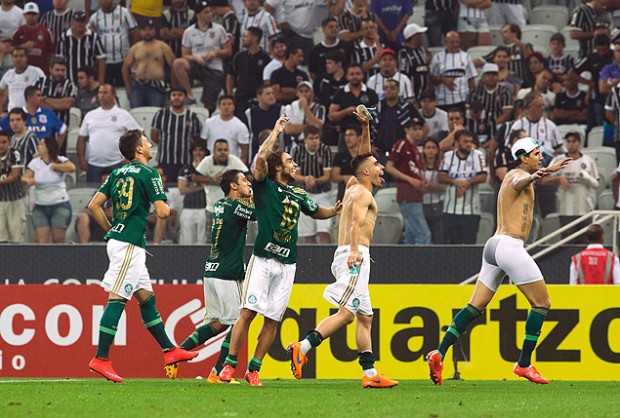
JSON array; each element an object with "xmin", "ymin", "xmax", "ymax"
[
  {"xmin": 88, "ymin": 130, "xmax": 198, "ymax": 383},
  {"xmin": 426, "ymin": 137, "xmax": 570, "ymax": 385},
  {"xmin": 287, "ymin": 106, "xmax": 399, "ymax": 388},
  {"xmin": 165, "ymin": 169, "xmax": 256, "ymax": 383}
]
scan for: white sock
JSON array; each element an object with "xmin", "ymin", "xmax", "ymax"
[
  {"xmin": 363, "ymin": 368, "xmax": 378, "ymax": 378},
  {"xmin": 300, "ymin": 339, "xmax": 312, "ymax": 355}
]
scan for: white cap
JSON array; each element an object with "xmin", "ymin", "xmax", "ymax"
[
  {"xmin": 23, "ymin": 2, "xmax": 39, "ymax": 13},
  {"xmin": 482, "ymin": 63, "xmax": 499, "ymax": 74},
  {"xmin": 297, "ymin": 81, "xmax": 313, "ymax": 90},
  {"xmin": 403, "ymin": 23, "xmax": 427, "ymax": 40},
  {"xmin": 511, "ymin": 137, "xmax": 540, "ymax": 160}
]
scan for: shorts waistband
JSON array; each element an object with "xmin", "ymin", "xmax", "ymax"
[
  {"xmin": 493, "ymin": 234, "xmax": 524, "ymax": 245},
  {"xmin": 336, "ymin": 245, "xmax": 370, "ymax": 255}
]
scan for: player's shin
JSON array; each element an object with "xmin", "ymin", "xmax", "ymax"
[
  {"xmin": 437, "ymin": 303, "xmax": 483, "ymax": 359},
  {"xmin": 96, "ymin": 298, "xmax": 127, "ymax": 358},
  {"xmin": 518, "ymin": 307, "xmax": 549, "ymax": 367},
  {"xmin": 139, "ymin": 294, "xmax": 175, "ymax": 350},
  {"xmin": 180, "ymin": 323, "xmax": 218, "ymax": 350},
  {"xmin": 214, "ymin": 329, "xmax": 233, "ymax": 374}
]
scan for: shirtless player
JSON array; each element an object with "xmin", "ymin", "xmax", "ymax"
[
  {"xmin": 287, "ymin": 107, "xmax": 399, "ymax": 388},
  {"xmin": 426, "ymin": 137, "xmax": 570, "ymax": 385}
]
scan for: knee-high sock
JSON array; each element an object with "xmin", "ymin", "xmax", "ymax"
[
  {"xmin": 214, "ymin": 329, "xmax": 232, "ymax": 374},
  {"xmin": 180, "ymin": 323, "xmax": 217, "ymax": 350},
  {"xmin": 96, "ymin": 298, "xmax": 126, "ymax": 359},
  {"xmin": 437, "ymin": 303, "xmax": 483, "ymax": 359},
  {"xmin": 518, "ymin": 307, "xmax": 549, "ymax": 367},
  {"xmin": 139, "ymin": 294, "xmax": 174, "ymax": 350}
]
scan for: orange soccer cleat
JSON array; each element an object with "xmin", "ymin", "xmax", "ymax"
[
  {"xmin": 244, "ymin": 370, "xmax": 263, "ymax": 386},
  {"xmin": 219, "ymin": 364, "xmax": 235, "ymax": 383},
  {"xmin": 287, "ymin": 341, "xmax": 308, "ymax": 379},
  {"xmin": 513, "ymin": 363, "xmax": 549, "ymax": 384},
  {"xmin": 164, "ymin": 347, "xmax": 199, "ymax": 365},
  {"xmin": 89, "ymin": 357, "xmax": 123, "ymax": 383},
  {"xmin": 426, "ymin": 350, "xmax": 443, "ymax": 386},
  {"xmin": 208, "ymin": 369, "xmax": 240, "ymax": 384},
  {"xmin": 362, "ymin": 373, "xmax": 399, "ymax": 388},
  {"xmin": 164, "ymin": 362, "xmax": 179, "ymax": 379}
]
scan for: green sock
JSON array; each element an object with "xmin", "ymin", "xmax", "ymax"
[
  {"xmin": 518, "ymin": 307, "xmax": 549, "ymax": 367},
  {"xmin": 180, "ymin": 324, "xmax": 217, "ymax": 350},
  {"xmin": 306, "ymin": 330, "xmax": 323, "ymax": 347},
  {"xmin": 139, "ymin": 294, "xmax": 174, "ymax": 350},
  {"xmin": 438, "ymin": 303, "xmax": 482, "ymax": 359},
  {"xmin": 214, "ymin": 329, "xmax": 232, "ymax": 374},
  {"xmin": 96, "ymin": 299, "xmax": 127, "ymax": 359},
  {"xmin": 248, "ymin": 357, "xmax": 262, "ymax": 372},
  {"xmin": 358, "ymin": 351, "xmax": 375, "ymax": 371},
  {"xmin": 224, "ymin": 354, "xmax": 238, "ymax": 368}
]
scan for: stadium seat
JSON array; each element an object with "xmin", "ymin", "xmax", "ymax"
[
  {"xmin": 521, "ymin": 25, "xmax": 557, "ymax": 50},
  {"xmin": 66, "ymin": 127, "xmax": 80, "ymax": 154},
  {"xmin": 479, "ymin": 189, "xmax": 496, "ymax": 215},
  {"xmin": 191, "ymin": 87, "xmax": 204, "ymax": 104},
  {"xmin": 371, "ymin": 214, "xmax": 403, "ymax": 244},
  {"xmin": 189, "ymin": 105, "xmax": 210, "ymax": 124},
  {"xmin": 313, "ymin": 28, "xmax": 324, "ymax": 46},
  {"xmin": 561, "ymin": 25, "xmax": 580, "ymax": 50},
  {"xmin": 69, "ymin": 107, "xmax": 81, "ymax": 130},
  {"xmin": 598, "ymin": 190, "xmax": 615, "ymax": 210},
  {"xmin": 476, "ymin": 213, "xmax": 494, "ymax": 245},
  {"xmin": 374, "ymin": 187, "xmax": 400, "ymax": 215},
  {"xmin": 68, "ymin": 0, "xmax": 85, "ymax": 11},
  {"xmin": 410, "ymin": 6, "xmax": 425, "ymax": 27},
  {"xmin": 129, "ymin": 107, "xmax": 161, "ymax": 141},
  {"xmin": 467, "ymin": 46, "xmax": 497, "ymax": 63},
  {"xmin": 582, "ymin": 147, "xmax": 617, "ymax": 181},
  {"xmin": 529, "ymin": 6, "xmax": 569, "ymax": 31},
  {"xmin": 557, "ymin": 124, "xmax": 586, "ymax": 142},
  {"xmin": 116, "ymin": 89, "xmax": 130, "ymax": 110},
  {"xmin": 597, "ymin": 171, "xmax": 607, "ymax": 196},
  {"xmin": 65, "ymin": 170, "xmax": 77, "ymax": 190},
  {"xmin": 541, "ymin": 212, "xmax": 561, "ymax": 244},
  {"xmin": 587, "ymin": 126, "xmax": 605, "ymax": 148}
]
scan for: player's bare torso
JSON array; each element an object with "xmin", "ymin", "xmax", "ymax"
[
  {"xmin": 496, "ymin": 168, "xmax": 535, "ymax": 242},
  {"xmin": 338, "ymin": 182, "xmax": 377, "ymax": 247}
]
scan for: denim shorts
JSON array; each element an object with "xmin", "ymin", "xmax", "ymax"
[{"xmin": 32, "ymin": 201, "xmax": 72, "ymax": 229}]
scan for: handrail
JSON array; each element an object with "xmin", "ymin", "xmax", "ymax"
[{"xmin": 460, "ymin": 210, "xmax": 620, "ymax": 285}]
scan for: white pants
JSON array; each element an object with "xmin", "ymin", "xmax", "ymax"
[
  {"xmin": 241, "ymin": 255, "xmax": 296, "ymax": 321},
  {"xmin": 324, "ymin": 245, "xmax": 372, "ymax": 315},
  {"xmin": 298, "ymin": 191, "xmax": 333, "ymax": 238},
  {"xmin": 204, "ymin": 278, "xmax": 242, "ymax": 325},
  {"xmin": 0, "ymin": 198, "xmax": 25, "ymax": 243},
  {"xmin": 179, "ymin": 208, "xmax": 207, "ymax": 244},
  {"xmin": 101, "ymin": 239, "xmax": 153, "ymax": 299}
]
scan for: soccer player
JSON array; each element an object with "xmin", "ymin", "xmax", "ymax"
[
  {"xmin": 425, "ymin": 137, "xmax": 570, "ymax": 386},
  {"xmin": 288, "ymin": 107, "xmax": 399, "ymax": 388},
  {"xmin": 87, "ymin": 130, "xmax": 198, "ymax": 383},
  {"xmin": 218, "ymin": 115, "xmax": 341, "ymax": 386},
  {"xmin": 165, "ymin": 169, "xmax": 256, "ymax": 383}
]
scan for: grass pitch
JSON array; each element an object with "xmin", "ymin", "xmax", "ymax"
[{"xmin": 0, "ymin": 379, "xmax": 617, "ymax": 418}]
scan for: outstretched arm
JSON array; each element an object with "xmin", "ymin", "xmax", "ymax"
[
  {"xmin": 310, "ymin": 200, "xmax": 342, "ymax": 219},
  {"xmin": 254, "ymin": 114, "xmax": 289, "ymax": 182},
  {"xmin": 353, "ymin": 108, "xmax": 371, "ymax": 155}
]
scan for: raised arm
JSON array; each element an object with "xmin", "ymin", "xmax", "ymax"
[
  {"xmin": 352, "ymin": 107, "xmax": 371, "ymax": 155},
  {"xmin": 253, "ymin": 114, "xmax": 289, "ymax": 182}
]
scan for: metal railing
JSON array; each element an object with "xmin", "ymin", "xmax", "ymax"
[{"xmin": 460, "ymin": 210, "xmax": 620, "ymax": 284}]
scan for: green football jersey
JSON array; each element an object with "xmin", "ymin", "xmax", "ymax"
[
  {"xmin": 205, "ymin": 197, "xmax": 256, "ymax": 281},
  {"xmin": 99, "ymin": 161, "xmax": 167, "ymax": 248},
  {"xmin": 252, "ymin": 176, "xmax": 318, "ymax": 264}
]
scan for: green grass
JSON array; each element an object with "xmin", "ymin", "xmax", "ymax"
[{"xmin": 1, "ymin": 379, "xmax": 618, "ymax": 418}]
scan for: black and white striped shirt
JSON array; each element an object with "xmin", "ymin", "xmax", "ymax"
[
  {"xmin": 0, "ymin": 148, "xmax": 26, "ymax": 202},
  {"xmin": 570, "ymin": 3, "xmax": 599, "ymax": 59},
  {"xmin": 398, "ymin": 46, "xmax": 431, "ymax": 101},
  {"xmin": 163, "ymin": 7, "xmax": 195, "ymax": 57},
  {"xmin": 240, "ymin": 8, "xmax": 279, "ymax": 52},
  {"xmin": 89, "ymin": 5, "xmax": 137, "ymax": 64},
  {"xmin": 546, "ymin": 54, "xmax": 575, "ymax": 76},
  {"xmin": 468, "ymin": 83, "xmax": 513, "ymax": 136},
  {"xmin": 425, "ymin": 0, "xmax": 456, "ymax": 11},
  {"xmin": 351, "ymin": 40, "xmax": 381, "ymax": 79},
  {"xmin": 218, "ymin": 11, "xmax": 239, "ymax": 54},
  {"xmin": 151, "ymin": 108, "xmax": 202, "ymax": 166},
  {"xmin": 58, "ymin": 28, "xmax": 107, "ymax": 84},
  {"xmin": 439, "ymin": 149, "xmax": 486, "ymax": 215},
  {"xmin": 40, "ymin": 9, "xmax": 74, "ymax": 46},
  {"xmin": 35, "ymin": 76, "xmax": 77, "ymax": 126},
  {"xmin": 430, "ymin": 49, "xmax": 477, "ymax": 105},
  {"xmin": 338, "ymin": 9, "xmax": 375, "ymax": 37},
  {"xmin": 484, "ymin": 44, "xmax": 527, "ymax": 82},
  {"xmin": 11, "ymin": 131, "xmax": 40, "ymax": 170},
  {"xmin": 291, "ymin": 142, "xmax": 332, "ymax": 194}
]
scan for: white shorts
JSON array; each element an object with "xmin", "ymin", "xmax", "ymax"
[
  {"xmin": 458, "ymin": 17, "xmax": 490, "ymax": 33},
  {"xmin": 298, "ymin": 191, "xmax": 333, "ymax": 237},
  {"xmin": 204, "ymin": 278, "xmax": 242, "ymax": 325},
  {"xmin": 323, "ymin": 245, "xmax": 372, "ymax": 316},
  {"xmin": 101, "ymin": 239, "xmax": 153, "ymax": 299},
  {"xmin": 478, "ymin": 235, "xmax": 544, "ymax": 292},
  {"xmin": 241, "ymin": 255, "xmax": 296, "ymax": 321}
]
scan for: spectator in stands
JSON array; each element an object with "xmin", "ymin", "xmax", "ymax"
[
  {"xmin": 308, "ymin": 17, "xmax": 351, "ymax": 81},
  {"xmin": 249, "ymin": 128, "xmax": 273, "ymax": 173},
  {"xmin": 21, "ymin": 136, "xmax": 76, "ymax": 243},
  {"xmin": 263, "ymin": 36, "xmax": 287, "ymax": 84},
  {"xmin": 492, "ymin": 46, "xmax": 520, "ymax": 96},
  {"xmin": 211, "ymin": 0, "xmax": 240, "ymax": 57},
  {"xmin": 75, "ymin": 169, "xmax": 113, "ymax": 243},
  {"xmin": 331, "ymin": 123, "xmax": 360, "ymax": 202},
  {"xmin": 438, "ymin": 129, "xmax": 487, "ymax": 244},
  {"xmin": 570, "ymin": 0, "xmax": 609, "ymax": 59},
  {"xmin": 227, "ymin": 26, "xmax": 271, "ymax": 119},
  {"xmin": 122, "ymin": 20, "xmax": 175, "ymax": 109},
  {"xmin": 58, "ymin": 11, "xmax": 106, "ymax": 85},
  {"xmin": 598, "ymin": 37, "xmax": 620, "ymax": 97},
  {"xmin": 419, "ymin": 88, "xmax": 448, "ymax": 139},
  {"xmin": 456, "ymin": 0, "xmax": 491, "ymax": 51},
  {"xmin": 569, "ymin": 224, "xmax": 620, "ymax": 285},
  {"xmin": 129, "ymin": 0, "xmax": 165, "ymax": 34},
  {"xmin": 161, "ymin": 0, "xmax": 195, "ymax": 58},
  {"xmin": 547, "ymin": 33, "xmax": 575, "ymax": 88},
  {"xmin": 270, "ymin": 45, "xmax": 309, "ymax": 105},
  {"xmin": 398, "ymin": 23, "xmax": 431, "ymax": 105},
  {"xmin": 0, "ymin": 129, "xmax": 26, "ymax": 243},
  {"xmin": 337, "ymin": 0, "xmax": 375, "ymax": 43},
  {"xmin": 493, "ymin": 24, "xmax": 531, "ymax": 83},
  {"xmin": 370, "ymin": 0, "xmax": 411, "ymax": 51},
  {"xmin": 282, "ymin": 81, "xmax": 325, "ymax": 150},
  {"xmin": 201, "ymin": 95, "xmax": 250, "ymax": 165},
  {"xmin": 367, "ymin": 48, "xmax": 414, "ymax": 101},
  {"xmin": 541, "ymin": 131, "xmax": 599, "ymax": 242},
  {"xmin": 492, "ymin": 128, "xmax": 526, "ymax": 194},
  {"xmin": 17, "ymin": 86, "xmax": 68, "ymax": 150},
  {"xmin": 195, "ymin": 138, "xmax": 249, "ymax": 241},
  {"xmin": 469, "ymin": 63, "xmax": 513, "ymax": 140},
  {"xmin": 612, "ymin": 158, "xmax": 620, "ymax": 207},
  {"xmin": 351, "ymin": 18, "xmax": 383, "ymax": 80},
  {"xmin": 265, "ymin": 0, "xmax": 322, "ymax": 62},
  {"xmin": 518, "ymin": 69, "xmax": 557, "ymax": 115},
  {"xmin": 523, "ymin": 52, "xmax": 546, "ymax": 90},
  {"xmin": 0, "ymin": 47, "xmax": 44, "ymax": 112},
  {"xmin": 245, "ymin": 85, "xmax": 282, "ymax": 159},
  {"xmin": 239, "ymin": 0, "xmax": 279, "ymax": 53},
  {"xmin": 89, "ymin": 0, "xmax": 138, "ymax": 87},
  {"xmin": 35, "ymin": 57, "xmax": 77, "ymax": 139},
  {"xmin": 422, "ymin": 137, "xmax": 446, "ymax": 244},
  {"xmin": 0, "ymin": 0, "xmax": 25, "ymax": 54},
  {"xmin": 77, "ymin": 84, "xmax": 142, "ymax": 183},
  {"xmin": 487, "ymin": 0, "xmax": 526, "ymax": 27},
  {"xmin": 605, "ymin": 82, "xmax": 620, "ymax": 160},
  {"xmin": 151, "ymin": 86, "xmax": 202, "ymax": 181},
  {"xmin": 7, "ymin": 108, "xmax": 39, "ymax": 168},
  {"xmin": 550, "ymin": 73, "xmax": 589, "ymax": 125},
  {"xmin": 75, "ymin": 66, "xmax": 101, "ymax": 117},
  {"xmin": 172, "ymin": 1, "xmax": 233, "ymax": 112},
  {"xmin": 465, "ymin": 100, "xmax": 490, "ymax": 146},
  {"xmin": 40, "ymin": 0, "xmax": 74, "ymax": 47},
  {"xmin": 177, "ymin": 141, "xmax": 208, "ymax": 245},
  {"xmin": 430, "ymin": 31, "xmax": 476, "ymax": 113},
  {"xmin": 328, "ymin": 63, "xmax": 378, "ymax": 151},
  {"xmin": 292, "ymin": 125, "xmax": 333, "ymax": 244},
  {"xmin": 385, "ymin": 118, "xmax": 431, "ymax": 245},
  {"xmin": 12, "ymin": 3, "xmax": 55, "ymax": 75},
  {"xmin": 314, "ymin": 51, "xmax": 347, "ymax": 146},
  {"xmin": 437, "ymin": 107, "xmax": 466, "ymax": 152},
  {"xmin": 424, "ymin": 0, "xmax": 458, "ymax": 48}
]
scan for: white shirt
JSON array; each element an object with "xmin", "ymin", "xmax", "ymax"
[
  {"xmin": 266, "ymin": 0, "xmax": 321, "ymax": 38},
  {"xmin": 79, "ymin": 105, "xmax": 141, "ymax": 166},
  {"xmin": 263, "ymin": 58, "xmax": 283, "ymax": 82},
  {"xmin": 550, "ymin": 153, "xmax": 599, "ymax": 215},
  {"xmin": 430, "ymin": 49, "xmax": 477, "ymax": 106},
  {"xmin": 366, "ymin": 71, "xmax": 414, "ymax": 101},
  {"xmin": 0, "ymin": 66, "xmax": 46, "ymax": 111},
  {"xmin": 195, "ymin": 155, "xmax": 249, "ymax": 212},
  {"xmin": 27, "ymin": 156, "xmax": 70, "ymax": 206},
  {"xmin": 200, "ymin": 115, "xmax": 250, "ymax": 157},
  {"xmin": 422, "ymin": 108, "xmax": 449, "ymax": 139},
  {"xmin": 0, "ymin": 5, "xmax": 25, "ymax": 40},
  {"xmin": 182, "ymin": 22, "xmax": 230, "ymax": 72},
  {"xmin": 569, "ymin": 244, "xmax": 620, "ymax": 285},
  {"xmin": 240, "ymin": 8, "xmax": 279, "ymax": 52}
]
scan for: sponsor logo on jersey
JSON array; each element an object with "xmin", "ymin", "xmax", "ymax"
[{"xmin": 204, "ymin": 262, "xmax": 220, "ymax": 271}]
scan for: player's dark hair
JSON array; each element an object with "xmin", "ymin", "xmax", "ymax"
[
  {"xmin": 303, "ymin": 125, "xmax": 321, "ymax": 138},
  {"xmin": 267, "ymin": 150, "xmax": 285, "ymax": 180},
  {"xmin": 351, "ymin": 152, "xmax": 374, "ymax": 176},
  {"xmin": 0, "ymin": 130, "xmax": 10, "ymax": 139},
  {"xmin": 119, "ymin": 129, "xmax": 144, "ymax": 160},
  {"xmin": 24, "ymin": 85, "xmax": 40, "ymax": 101},
  {"xmin": 8, "ymin": 107, "xmax": 27, "ymax": 121},
  {"xmin": 42, "ymin": 136, "xmax": 61, "ymax": 163},
  {"xmin": 586, "ymin": 224, "xmax": 604, "ymax": 243},
  {"xmin": 345, "ymin": 124, "xmax": 362, "ymax": 136},
  {"xmin": 221, "ymin": 169, "xmax": 243, "ymax": 195},
  {"xmin": 77, "ymin": 65, "xmax": 96, "ymax": 78}
]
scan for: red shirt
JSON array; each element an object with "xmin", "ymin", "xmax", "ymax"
[
  {"xmin": 572, "ymin": 247, "xmax": 615, "ymax": 284},
  {"xmin": 12, "ymin": 24, "xmax": 55, "ymax": 74},
  {"xmin": 388, "ymin": 138, "xmax": 424, "ymax": 203}
]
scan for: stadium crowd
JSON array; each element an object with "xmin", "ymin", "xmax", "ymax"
[{"xmin": 1, "ymin": 0, "xmax": 620, "ymax": 245}]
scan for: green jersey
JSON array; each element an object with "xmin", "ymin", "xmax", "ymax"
[
  {"xmin": 205, "ymin": 197, "xmax": 256, "ymax": 281},
  {"xmin": 99, "ymin": 161, "xmax": 167, "ymax": 248},
  {"xmin": 252, "ymin": 176, "xmax": 318, "ymax": 264}
]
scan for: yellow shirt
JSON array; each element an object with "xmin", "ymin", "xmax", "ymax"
[{"xmin": 130, "ymin": 0, "xmax": 163, "ymax": 17}]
